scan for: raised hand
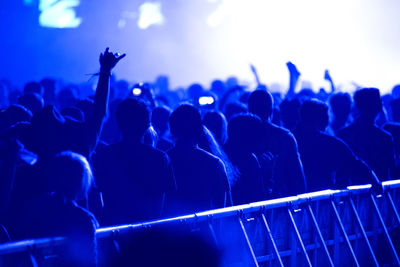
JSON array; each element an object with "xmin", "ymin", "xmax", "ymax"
[
  {"xmin": 286, "ymin": 61, "xmax": 300, "ymax": 77},
  {"xmin": 99, "ymin": 47, "xmax": 126, "ymax": 73}
]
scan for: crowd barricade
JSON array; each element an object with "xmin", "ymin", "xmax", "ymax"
[{"xmin": 1, "ymin": 180, "xmax": 400, "ymax": 266}]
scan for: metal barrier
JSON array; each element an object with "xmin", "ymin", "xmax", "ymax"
[{"xmin": 2, "ymin": 180, "xmax": 400, "ymax": 266}]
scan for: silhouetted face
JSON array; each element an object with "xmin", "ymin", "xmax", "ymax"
[
  {"xmin": 248, "ymin": 89, "xmax": 273, "ymax": 122},
  {"xmin": 116, "ymin": 98, "xmax": 150, "ymax": 139},
  {"xmin": 169, "ymin": 104, "xmax": 203, "ymax": 142},
  {"xmin": 354, "ymin": 88, "xmax": 382, "ymax": 120},
  {"xmin": 300, "ymin": 99, "xmax": 329, "ymax": 131}
]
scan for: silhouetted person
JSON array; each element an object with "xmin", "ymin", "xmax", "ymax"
[
  {"xmin": 294, "ymin": 99, "xmax": 379, "ymax": 191},
  {"xmin": 167, "ymin": 104, "xmax": 230, "ymax": 215},
  {"xmin": 224, "ymin": 102, "xmax": 247, "ymax": 121},
  {"xmin": 0, "ymin": 104, "xmax": 32, "ymax": 134},
  {"xmin": 279, "ymin": 98, "xmax": 301, "ymax": 131},
  {"xmin": 203, "ymin": 111, "xmax": 228, "ymax": 145},
  {"xmin": 338, "ymin": 88, "xmax": 395, "ymax": 180},
  {"xmin": 151, "ymin": 105, "xmax": 173, "ymax": 152},
  {"xmin": 94, "ymin": 98, "xmax": 176, "ymax": 225},
  {"xmin": 329, "ymin": 92, "xmax": 352, "ymax": 135},
  {"xmin": 17, "ymin": 93, "xmax": 44, "ymax": 115},
  {"xmin": 23, "ymin": 82, "xmax": 43, "ymax": 96},
  {"xmin": 7, "ymin": 151, "xmax": 98, "ymax": 267},
  {"xmin": 248, "ymin": 89, "xmax": 306, "ymax": 197},
  {"xmin": 224, "ymin": 114, "xmax": 267, "ymax": 205}
]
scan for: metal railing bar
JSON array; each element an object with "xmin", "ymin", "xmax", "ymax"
[
  {"xmin": 306, "ymin": 204, "xmax": 334, "ymax": 267},
  {"xmin": 348, "ymin": 197, "xmax": 379, "ymax": 267},
  {"xmin": 287, "ymin": 208, "xmax": 313, "ymax": 266},
  {"xmin": 238, "ymin": 217, "xmax": 259, "ymax": 266},
  {"xmin": 260, "ymin": 213, "xmax": 284, "ymax": 267},
  {"xmin": 330, "ymin": 200, "xmax": 360, "ymax": 267},
  {"xmin": 386, "ymin": 191, "xmax": 400, "ymax": 225},
  {"xmin": 370, "ymin": 194, "xmax": 400, "ymax": 266}
]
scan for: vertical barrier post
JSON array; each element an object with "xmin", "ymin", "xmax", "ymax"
[
  {"xmin": 306, "ymin": 204, "xmax": 334, "ymax": 267},
  {"xmin": 330, "ymin": 200, "xmax": 360, "ymax": 267},
  {"xmin": 238, "ymin": 216, "xmax": 259, "ymax": 267},
  {"xmin": 370, "ymin": 194, "xmax": 400, "ymax": 266},
  {"xmin": 287, "ymin": 208, "xmax": 312, "ymax": 267},
  {"xmin": 260, "ymin": 213, "xmax": 284, "ymax": 267},
  {"xmin": 348, "ymin": 197, "xmax": 379, "ymax": 267}
]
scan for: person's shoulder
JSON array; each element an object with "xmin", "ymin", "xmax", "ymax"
[
  {"xmin": 69, "ymin": 203, "xmax": 99, "ymax": 230},
  {"xmin": 194, "ymin": 147, "xmax": 222, "ymax": 164},
  {"xmin": 266, "ymin": 122, "xmax": 297, "ymax": 143},
  {"xmin": 374, "ymin": 125, "xmax": 394, "ymax": 143}
]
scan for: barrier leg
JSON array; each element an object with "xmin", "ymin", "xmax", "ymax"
[
  {"xmin": 370, "ymin": 194, "xmax": 400, "ymax": 266},
  {"xmin": 260, "ymin": 213, "xmax": 284, "ymax": 267},
  {"xmin": 348, "ymin": 197, "xmax": 379, "ymax": 267},
  {"xmin": 238, "ymin": 217, "xmax": 259, "ymax": 267},
  {"xmin": 287, "ymin": 208, "xmax": 312, "ymax": 266},
  {"xmin": 307, "ymin": 204, "xmax": 334, "ymax": 267},
  {"xmin": 330, "ymin": 200, "xmax": 360, "ymax": 267}
]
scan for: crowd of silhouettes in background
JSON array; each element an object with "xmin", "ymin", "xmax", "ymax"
[{"xmin": 0, "ymin": 48, "xmax": 399, "ymax": 266}]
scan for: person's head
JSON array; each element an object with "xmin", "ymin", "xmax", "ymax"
[
  {"xmin": 329, "ymin": 92, "xmax": 352, "ymax": 121},
  {"xmin": 0, "ymin": 104, "xmax": 33, "ymax": 133},
  {"xmin": 24, "ymin": 82, "xmax": 43, "ymax": 96},
  {"xmin": 116, "ymin": 98, "xmax": 150, "ymax": 141},
  {"xmin": 224, "ymin": 102, "xmax": 247, "ymax": 122},
  {"xmin": 152, "ymin": 106, "xmax": 172, "ymax": 136},
  {"xmin": 354, "ymin": 88, "xmax": 382, "ymax": 121},
  {"xmin": 17, "ymin": 93, "xmax": 44, "ymax": 114},
  {"xmin": 391, "ymin": 97, "xmax": 400, "ymax": 122},
  {"xmin": 48, "ymin": 151, "xmax": 93, "ymax": 200},
  {"xmin": 61, "ymin": 106, "xmax": 85, "ymax": 122},
  {"xmin": 279, "ymin": 98, "xmax": 301, "ymax": 131},
  {"xmin": 227, "ymin": 113, "xmax": 263, "ymax": 152},
  {"xmin": 202, "ymin": 111, "xmax": 228, "ymax": 145},
  {"xmin": 169, "ymin": 104, "xmax": 203, "ymax": 143},
  {"xmin": 248, "ymin": 89, "xmax": 274, "ymax": 122},
  {"xmin": 300, "ymin": 99, "xmax": 329, "ymax": 131}
]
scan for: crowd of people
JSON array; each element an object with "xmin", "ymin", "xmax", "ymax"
[{"xmin": 0, "ymin": 47, "xmax": 399, "ymax": 265}]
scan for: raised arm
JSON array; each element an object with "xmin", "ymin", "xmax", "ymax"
[
  {"xmin": 85, "ymin": 48, "xmax": 126, "ymax": 154},
  {"xmin": 93, "ymin": 48, "xmax": 126, "ymax": 122},
  {"xmin": 324, "ymin": 69, "xmax": 336, "ymax": 93},
  {"xmin": 285, "ymin": 61, "xmax": 300, "ymax": 100}
]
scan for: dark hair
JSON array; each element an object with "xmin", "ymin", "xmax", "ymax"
[
  {"xmin": 116, "ymin": 98, "xmax": 150, "ymax": 138},
  {"xmin": 169, "ymin": 104, "xmax": 202, "ymax": 142},
  {"xmin": 354, "ymin": 88, "xmax": 382, "ymax": 119},
  {"xmin": 300, "ymin": 99, "xmax": 329, "ymax": 131},
  {"xmin": 329, "ymin": 92, "xmax": 352, "ymax": 118},
  {"xmin": 152, "ymin": 105, "xmax": 172, "ymax": 136},
  {"xmin": 227, "ymin": 113, "xmax": 263, "ymax": 151},
  {"xmin": 48, "ymin": 151, "xmax": 93, "ymax": 200},
  {"xmin": 248, "ymin": 89, "xmax": 274, "ymax": 122},
  {"xmin": 202, "ymin": 111, "xmax": 228, "ymax": 145}
]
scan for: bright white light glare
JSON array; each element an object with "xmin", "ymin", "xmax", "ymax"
[
  {"xmin": 199, "ymin": 96, "xmax": 215, "ymax": 105},
  {"xmin": 204, "ymin": 0, "xmax": 400, "ymax": 93},
  {"xmin": 137, "ymin": 2, "xmax": 165, "ymax": 30},
  {"xmin": 132, "ymin": 88, "xmax": 142, "ymax": 96},
  {"xmin": 39, "ymin": 0, "xmax": 81, "ymax": 28}
]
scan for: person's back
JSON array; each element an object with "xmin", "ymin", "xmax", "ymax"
[
  {"xmin": 94, "ymin": 98, "xmax": 175, "ymax": 226},
  {"xmin": 248, "ymin": 90, "xmax": 306, "ymax": 197},
  {"xmin": 295, "ymin": 99, "xmax": 380, "ymax": 191},
  {"xmin": 338, "ymin": 88, "xmax": 395, "ymax": 180},
  {"xmin": 168, "ymin": 143, "xmax": 229, "ymax": 214},
  {"xmin": 167, "ymin": 104, "xmax": 230, "ymax": 216},
  {"xmin": 7, "ymin": 151, "xmax": 98, "ymax": 267},
  {"xmin": 223, "ymin": 114, "xmax": 266, "ymax": 205}
]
